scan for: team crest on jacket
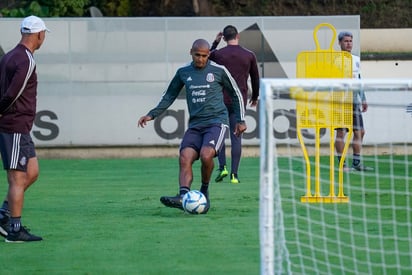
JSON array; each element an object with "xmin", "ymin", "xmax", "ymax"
[{"xmin": 206, "ymin": 73, "xmax": 214, "ymax": 82}]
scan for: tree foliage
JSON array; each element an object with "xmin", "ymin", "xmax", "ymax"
[
  {"xmin": 1, "ymin": 0, "xmax": 412, "ymax": 28},
  {"xmin": 0, "ymin": 0, "xmax": 91, "ymax": 17}
]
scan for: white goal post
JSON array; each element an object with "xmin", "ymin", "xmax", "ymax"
[{"xmin": 259, "ymin": 78, "xmax": 412, "ymax": 275}]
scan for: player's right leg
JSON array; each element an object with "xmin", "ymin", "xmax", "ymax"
[
  {"xmin": 0, "ymin": 132, "xmax": 42, "ymax": 242},
  {"xmin": 214, "ymin": 122, "xmax": 230, "ymax": 182},
  {"xmin": 215, "ymin": 115, "xmax": 235, "ymax": 183},
  {"xmin": 351, "ymin": 112, "xmax": 373, "ymax": 171},
  {"xmin": 160, "ymin": 128, "xmax": 200, "ymax": 210},
  {"xmin": 215, "ymin": 141, "xmax": 228, "ymax": 182},
  {"xmin": 335, "ymin": 128, "xmax": 348, "ymax": 170},
  {"xmin": 228, "ymin": 113, "xmax": 241, "ymax": 183},
  {"xmin": 6, "ymin": 168, "xmax": 42, "ymax": 242},
  {"xmin": 198, "ymin": 124, "xmax": 227, "ymax": 213}
]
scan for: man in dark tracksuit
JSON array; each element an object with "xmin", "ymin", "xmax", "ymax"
[
  {"xmin": 209, "ymin": 25, "xmax": 260, "ymax": 184},
  {"xmin": 138, "ymin": 39, "xmax": 246, "ymax": 214},
  {"xmin": 0, "ymin": 15, "xmax": 49, "ymax": 242}
]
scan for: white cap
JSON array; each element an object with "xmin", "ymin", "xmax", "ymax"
[{"xmin": 21, "ymin": 15, "xmax": 50, "ymax": 34}]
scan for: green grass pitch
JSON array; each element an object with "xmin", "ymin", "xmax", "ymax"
[
  {"xmin": 0, "ymin": 155, "xmax": 410, "ymax": 274},
  {"xmin": 0, "ymin": 157, "xmax": 261, "ymax": 274}
]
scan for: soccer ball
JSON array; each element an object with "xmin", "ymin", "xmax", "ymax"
[{"xmin": 182, "ymin": 190, "xmax": 208, "ymax": 214}]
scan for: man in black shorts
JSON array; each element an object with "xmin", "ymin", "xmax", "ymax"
[
  {"xmin": 0, "ymin": 15, "xmax": 49, "ymax": 242},
  {"xmin": 138, "ymin": 39, "xmax": 246, "ymax": 213}
]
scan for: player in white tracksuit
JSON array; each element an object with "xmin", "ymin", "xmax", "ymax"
[{"xmin": 335, "ymin": 31, "xmax": 372, "ymax": 171}]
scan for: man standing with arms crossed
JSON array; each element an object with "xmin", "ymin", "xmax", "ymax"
[
  {"xmin": 138, "ymin": 39, "xmax": 246, "ymax": 213},
  {"xmin": 0, "ymin": 15, "xmax": 49, "ymax": 242},
  {"xmin": 209, "ymin": 25, "xmax": 260, "ymax": 184},
  {"xmin": 335, "ymin": 31, "xmax": 372, "ymax": 171}
]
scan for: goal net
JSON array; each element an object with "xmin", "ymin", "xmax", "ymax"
[{"xmin": 259, "ymin": 78, "xmax": 412, "ymax": 275}]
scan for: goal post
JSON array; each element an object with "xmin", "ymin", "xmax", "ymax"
[
  {"xmin": 259, "ymin": 78, "xmax": 412, "ymax": 275},
  {"xmin": 259, "ymin": 79, "xmax": 291, "ymax": 275}
]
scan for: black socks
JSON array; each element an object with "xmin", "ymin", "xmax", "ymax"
[
  {"xmin": 179, "ymin": 186, "xmax": 190, "ymax": 196},
  {"xmin": 200, "ymin": 182, "xmax": 209, "ymax": 196}
]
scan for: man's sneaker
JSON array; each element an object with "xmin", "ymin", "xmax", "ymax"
[
  {"xmin": 0, "ymin": 215, "xmax": 9, "ymax": 237},
  {"xmin": 343, "ymin": 165, "xmax": 350, "ymax": 172},
  {"xmin": 230, "ymin": 173, "xmax": 240, "ymax": 184},
  {"xmin": 5, "ymin": 226, "xmax": 42, "ymax": 243},
  {"xmin": 160, "ymin": 194, "xmax": 184, "ymax": 210},
  {"xmin": 215, "ymin": 166, "xmax": 229, "ymax": 182},
  {"xmin": 352, "ymin": 164, "xmax": 374, "ymax": 171}
]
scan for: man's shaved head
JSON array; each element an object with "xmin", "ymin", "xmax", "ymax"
[
  {"xmin": 192, "ymin": 39, "xmax": 210, "ymax": 51},
  {"xmin": 190, "ymin": 39, "xmax": 210, "ymax": 69}
]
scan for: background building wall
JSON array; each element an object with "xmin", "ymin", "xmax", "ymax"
[{"xmin": 1, "ymin": 16, "xmax": 411, "ymax": 148}]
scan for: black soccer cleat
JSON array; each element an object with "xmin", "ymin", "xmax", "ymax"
[
  {"xmin": 160, "ymin": 194, "xmax": 184, "ymax": 210},
  {"xmin": 5, "ymin": 226, "xmax": 42, "ymax": 243},
  {"xmin": 0, "ymin": 215, "xmax": 9, "ymax": 237}
]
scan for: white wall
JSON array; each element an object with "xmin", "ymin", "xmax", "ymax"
[
  {"xmin": 361, "ymin": 29, "xmax": 412, "ymax": 52},
  {"xmin": 362, "ymin": 60, "xmax": 412, "ymax": 78},
  {"xmin": 1, "ymin": 17, "xmax": 411, "ymax": 147}
]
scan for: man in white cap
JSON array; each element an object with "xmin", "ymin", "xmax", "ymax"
[{"xmin": 0, "ymin": 15, "xmax": 49, "ymax": 242}]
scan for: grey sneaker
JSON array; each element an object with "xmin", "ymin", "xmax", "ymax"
[{"xmin": 5, "ymin": 226, "xmax": 42, "ymax": 243}]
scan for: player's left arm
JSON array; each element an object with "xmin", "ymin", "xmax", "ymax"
[
  {"xmin": 249, "ymin": 53, "xmax": 260, "ymax": 108},
  {"xmin": 138, "ymin": 115, "xmax": 153, "ymax": 128},
  {"xmin": 360, "ymin": 86, "xmax": 367, "ymax": 112},
  {"xmin": 210, "ymin": 32, "xmax": 223, "ymax": 51},
  {"xmin": 357, "ymin": 63, "xmax": 368, "ymax": 112},
  {"xmin": 221, "ymin": 68, "xmax": 246, "ymax": 136},
  {"xmin": 137, "ymin": 72, "xmax": 183, "ymax": 127},
  {"xmin": 0, "ymin": 55, "xmax": 34, "ymax": 114}
]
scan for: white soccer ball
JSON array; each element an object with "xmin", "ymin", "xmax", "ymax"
[{"xmin": 182, "ymin": 190, "xmax": 208, "ymax": 214}]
